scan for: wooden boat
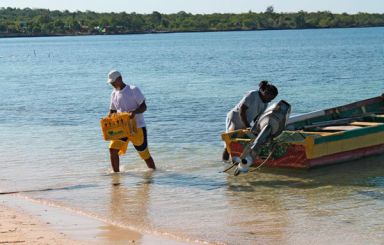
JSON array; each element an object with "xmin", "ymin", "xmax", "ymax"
[{"xmin": 222, "ymin": 94, "xmax": 384, "ymax": 169}]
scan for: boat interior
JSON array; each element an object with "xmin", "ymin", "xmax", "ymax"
[
  {"xmin": 284, "ymin": 94, "xmax": 384, "ymax": 139},
  {"xmin": 298, "ymin": 115, "xmax": 384, "ymax": 135}
]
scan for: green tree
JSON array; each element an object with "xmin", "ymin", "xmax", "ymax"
[
  {"xmin": 151, "ymin": 11, "xmax": 162, "ymax": 26},
  {"xmin": 295, "ymin": 11, "xmax": 306, "ymax": 28},
  {"xmin": 71, "ymin": 20, "xmax": 81, "ymax": 32},
  {"xmin": 53, "ymin": 19, "xmax": 65, "ymax": 32},
  {"xmin": 0, "ymin": 7, "xmax": 383, "ymax": 36},
  {"xmin": 265, "ymin": 6, "xmax": 274, "ymax": 14},
  {"xmin": 0, "ymin": 22, "xmax": 7, "ymax": 32}
]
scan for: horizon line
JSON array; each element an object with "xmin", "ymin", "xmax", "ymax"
[{"xmin": 1, "ymin": 6, "xmax": 383, "ymax": 15}]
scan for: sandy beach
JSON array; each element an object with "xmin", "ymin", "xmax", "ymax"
[
  {"xmin": 0, "ymin": 195, "xmax": 188, "ymax": 245},
  {"xmin": 0, "ymin": 202, "xmax": 88, "ymax": 245}
]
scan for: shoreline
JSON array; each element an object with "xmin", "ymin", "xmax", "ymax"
[
  {"xmin": 0, "ymin": 25, "xmax": 383, "ymax": 39},
  {"xmin": 0, "ymin": 194, "xmax": 191, "ymax": 245},
  {"xmin": 0, "ymin": 201, "xmax": 88, "ymax": 245}
]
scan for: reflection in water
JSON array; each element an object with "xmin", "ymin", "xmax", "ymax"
[
  {"xmin": 358, "ymin": 190, "xmax": 384, "ymax": 200},
  {"xmin": 222, "ymin": 154, "xmax": 384, "ymax": 244},
  {"xmin": 267, "ymin": 154, "xmax": 384, "ymax": 188},
  {"xmin": 225, "ymin": 174, "xmax": 290, "ymax": 244},
  {"xmin": 111, "ymin": 172, "xmax": 153, "ymax": 228},
  {"xmin": 151, "ymin": 171, "xmax": 226, "ymax": 190},
  {"xmin": 227, "ymin": 154, "xmax": 384, "ymax": 189},
  {"xmin": 97, "ymin": 225, "xmax": 140, "ymax": 244},
  {"xmin": 97, "ymin": 172, "xmax": 154, "ymax": 244}
]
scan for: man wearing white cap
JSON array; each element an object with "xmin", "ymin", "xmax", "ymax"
[{"xmin": 106, "ymin": 70, "xmax": 156, "ymax": 172}]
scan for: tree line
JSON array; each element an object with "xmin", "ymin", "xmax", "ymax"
[{"xmin": 1, "ymin": 6, "xmax": 383, "ymax": 37}]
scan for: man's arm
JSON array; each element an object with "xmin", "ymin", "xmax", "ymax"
[
  {"xmin": 109, "ymin": 91, "xmax": 117, "ymax": 116},
  {"xmin": 130, "ymin": 101, "xmax": 147, "ymax": 118},
  {"xmin": 239, "ymin": 103, "xmax": 250, "ymax": 128}
]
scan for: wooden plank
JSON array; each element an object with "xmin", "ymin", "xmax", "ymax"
[
  {"xmin": 232, "ymin": 138, "xmax": 252, "ymax": 142},
  {"xmin": 303, "ymin": 117, "xmax": 364, "ymax": 130},
  {"xmin": 298, "ymin": 131, "xmax": 335, "ymax": 136},
  {"xmin": 321, "ymin": 125, "xmax": 362, "ymax": 131},
  {"xmin": 350, "ymin": 121, "xmax": 383, "ymax": 126}
]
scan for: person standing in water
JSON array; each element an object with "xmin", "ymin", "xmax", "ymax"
[
  {"xmin": 107, "ymin": 70, "xmax": 156, "ymax": 172},
  {"xmin": 222, "ymin": 80, "xmax": 278, "ymax": 161}
]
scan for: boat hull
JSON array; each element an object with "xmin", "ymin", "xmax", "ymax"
[
  {"xmin": 229, "ymin": 141, "xmax": 384, "ymax": 169},
  {"xmin": 222, "ymin": 94, "xmax": 384, "ymax": 169}
]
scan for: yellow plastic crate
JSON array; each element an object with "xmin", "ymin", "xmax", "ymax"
[{"xmin": 100, "ymin": 112, "xmax": 137, "ymax": 141}]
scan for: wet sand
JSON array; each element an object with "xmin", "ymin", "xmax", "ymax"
[
  {"xmin": 0, "ymin": 195, "xmax": 189, "ymax": 245},
  {"xmin": 0, "ymin": 202, "xmax": 88, "ymax": 245}
]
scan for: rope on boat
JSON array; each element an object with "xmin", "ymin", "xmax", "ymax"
[
  {"xmin": 221, "ymin": 163, "xmax": 237, "ymax": 173},
  {"xmin": 222, "ymin": 141, "xmax": 278, "ymax": 174},
  {"xmin": 221, "ymin": 147, "xmax": 275, "ymax": 174},
  {"xmin": 249, "ymin": 149, "xmax": 274, "ymax": 172}
]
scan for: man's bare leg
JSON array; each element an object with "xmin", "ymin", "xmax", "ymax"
[
  {"xmin": 109, "ymin": 148, "xmax": 120, "ymax": 172},
  {"xmin": 222, "ymin": 148, "xmax": 230, "ymax": 161},
  {"xmin": 144, "ymin": 157, "xmax": 156, "ymax": 169}
]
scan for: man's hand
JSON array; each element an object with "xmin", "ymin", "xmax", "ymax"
[
  {"xmin": 109, "ymin": 109, "xmax": 117, "ymax": 117},
  {"xmin": 129, "ymin": 101, "xmax": 147, "ymax": 119},
  {"xmin": 128, "ymin": 111, "xmax": 136, "ymax": 119}
]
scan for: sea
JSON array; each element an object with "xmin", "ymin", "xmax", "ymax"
[{"xmin": 0, "ymin": 27, "xmax": 384, "ymax": 244}]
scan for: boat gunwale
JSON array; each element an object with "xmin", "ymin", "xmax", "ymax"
[{"xmin": 286, "ymin": 94, "xmax": 384, "ymax": 129}]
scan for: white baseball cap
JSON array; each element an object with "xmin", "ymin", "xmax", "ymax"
[{"xmin": 107, "ymin": 70, "xmax": 121, "ymax": 84}]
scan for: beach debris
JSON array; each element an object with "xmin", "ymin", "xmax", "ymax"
[
  {"xmin": 0, "ymin": 241, "xmax": 25, "ymax": 244},
  {"xmin": 0, "ymin": 227, "xmax": 17, "ymax": 233}
]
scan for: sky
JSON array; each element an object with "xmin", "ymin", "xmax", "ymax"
[{"xmin": 1, "ymin": 0, "xmax": 383, "ymax": 14}]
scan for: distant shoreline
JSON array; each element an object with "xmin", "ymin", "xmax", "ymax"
[
  {"xmin": 0, "ymin": 25, "xmax": 383, "ymax": 39},
  {"xmin": 1, "ymin": 8, "xmax": 383, "ymax": 39}
]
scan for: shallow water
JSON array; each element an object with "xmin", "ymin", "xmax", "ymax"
[{"xmin": 1, "ymin": 27, "xmax": 384, "ymax": 244}]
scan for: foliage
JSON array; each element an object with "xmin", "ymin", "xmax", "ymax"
[{"xmin": 0, "ymin": 7, "xmax": 383, "ymax": 36}]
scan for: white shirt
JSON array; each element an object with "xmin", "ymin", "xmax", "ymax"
[
  {"xmin": 227, "ymin": 90, "xmax": 268, "ymax": 130},
  {"xmin": 109, "ymin": 85, "xmax": 146, "ymax": 128}
]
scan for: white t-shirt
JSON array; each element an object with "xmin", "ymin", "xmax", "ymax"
[
  {"xmin": 226, "ymin": 90, "xmax": 268, "ymax": 131},
  {"xmin": 109, "ymin": 85, "xmax": 146, "ymax": 128}
]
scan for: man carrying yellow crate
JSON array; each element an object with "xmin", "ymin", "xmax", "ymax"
[{"xmin": 106, "ymin": 70, "xmax": 156, "ymax": 172}]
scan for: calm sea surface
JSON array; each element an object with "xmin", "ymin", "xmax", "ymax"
[{"xmin": 1, "ymin": 27, "xmax": 384, "ymax": 244}]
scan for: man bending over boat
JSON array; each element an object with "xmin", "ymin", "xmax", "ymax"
[
  {"xmin": 222, "ymin": 81, "xmax": 278, "ymax": 161},
  {"xmin": 107, "ymin": 70, "xmax": 156, "ymax": 172}
]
